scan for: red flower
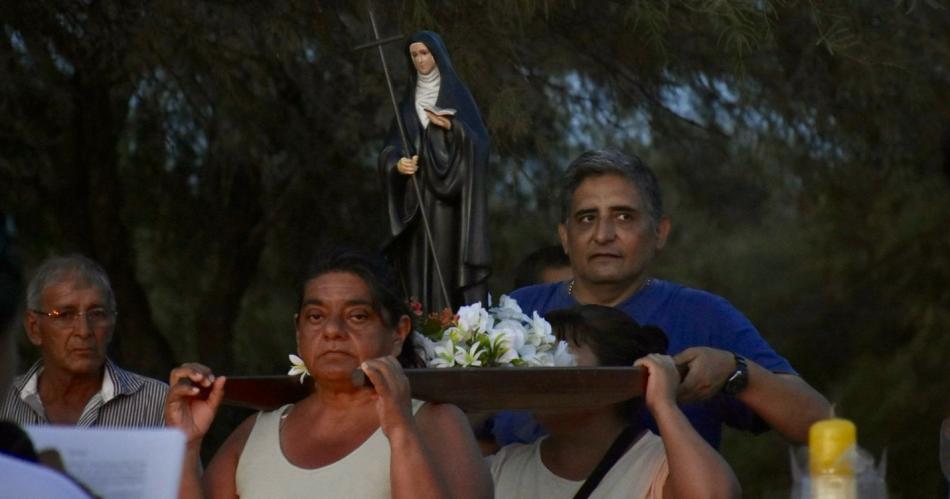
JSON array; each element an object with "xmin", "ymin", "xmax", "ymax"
[{"xmin": 407, "ymin": 297, "xmax": 424, "ymax": 316}]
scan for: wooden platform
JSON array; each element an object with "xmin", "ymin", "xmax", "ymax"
[{"xmin": 218, "ymin": 366, "xmax": 647, "ymax": 412}]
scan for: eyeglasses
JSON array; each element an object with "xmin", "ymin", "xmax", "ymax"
[{"xmin": 31, "ymin": 308, "xmax": 117, "ymax": 329}]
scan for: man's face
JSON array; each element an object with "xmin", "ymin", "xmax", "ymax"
[
  {"xmin": 295, "ymin": 272, "xmax": 409, "ymax": 383},
  {"xmin": 558, "ymin": 174, "xmax": 668, "ymax": 289},
  {"xmin": 25, "ymin": 277, "xmax": 114, "ymax": 377}
]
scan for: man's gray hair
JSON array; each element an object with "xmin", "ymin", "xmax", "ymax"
[
  {"xmin": 559, "ymin": 149, "xmax": 663, "ymax": 226},
  {"xmin": 26, "ymin": 254, "xmax": 116, "ymax": 311}
]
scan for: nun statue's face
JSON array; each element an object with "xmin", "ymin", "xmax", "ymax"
[{"xmin": 409, "ymin": 42, "xmax": 436, "ymax": 75}]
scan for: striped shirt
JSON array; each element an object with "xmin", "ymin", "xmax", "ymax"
[{"xmin": 1, "ymin": 359, "xmax": 168, "ymax": 427}]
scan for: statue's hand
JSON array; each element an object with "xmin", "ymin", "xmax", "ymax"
[
  {"xmin": 397, "ymin": 155, "xmax": 419, "ymax": 175},
  {"xmin": 425, "ymin": 110, "xmax": 452, "ymax": 130}
]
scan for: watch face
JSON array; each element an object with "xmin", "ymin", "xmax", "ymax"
[{"xmin": 723, "ymin": 355, "xmax": 748, "ymax": 395}]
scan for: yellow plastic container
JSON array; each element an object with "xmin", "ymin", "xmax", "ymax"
[{"xmin": 809, "ymin": 418, "xmax": 857, "ymax": 499}]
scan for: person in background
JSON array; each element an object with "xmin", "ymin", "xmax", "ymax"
[
  {"xmin": 512, "ymin": 244, "xmax": 573, "ymax": 289},
  {"xmin": 0, "ymin": 213, "xmax": 91, "ymax": 497},
  {"xmin": 1, "ymin": 254, "xmax": 168, "ymax": 427},
  {"xmin": 497, "ymin": 149, "xmax": 830, "ymax": 449},
  {"xmin": 489, "ymin": 305, "xmax": 740, "ymax": 498}
]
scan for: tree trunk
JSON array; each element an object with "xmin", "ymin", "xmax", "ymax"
[
  {"xmin": 194, "ymin": 164, "xmax": 267, "ymax": 373},
  {"xmin": 63, "ymin": 72, "xmax": 177, "ymax": 378}
]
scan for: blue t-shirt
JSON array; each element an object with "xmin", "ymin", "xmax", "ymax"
[{"xmin": 493, "ymin": 279, "xmax": 797, "ymax": 449}]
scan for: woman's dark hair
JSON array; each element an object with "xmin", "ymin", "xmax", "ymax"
[
  {"xmin": 545, "ymin": 305, "xmax": 668, "ymax": 418},
  {"xmin": 299, "ymin": 246, "xmax": 422, "ymax": 368}
]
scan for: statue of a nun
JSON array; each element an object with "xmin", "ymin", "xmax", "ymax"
[{"xmin": 378, "ymin": 31, "xmax": 491, "ymax": 313}]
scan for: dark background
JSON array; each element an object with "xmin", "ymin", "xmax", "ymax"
[{"xmin": 2, "ymin": 1, "xmax": 948, "ymax": 496}]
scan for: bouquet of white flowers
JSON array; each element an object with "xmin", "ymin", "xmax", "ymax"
[
  {"xmin": 412, "ymin": 295, "xmax": 576, "ymax": 368},
  {"xmin": 288, "ymin": 295, "xmax": 575, "ymax": 380}
]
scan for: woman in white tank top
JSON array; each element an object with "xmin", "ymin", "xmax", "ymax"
[
  {"xmin": 488, "ymin": 305, "xmax": 740, "ymax": 498},
  {"xmin": 164, "ymin": 247, "xmax": 492, "ymax": 499}
]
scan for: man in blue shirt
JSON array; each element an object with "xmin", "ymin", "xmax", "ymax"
[{"xmin": 495, "ymin": 150, "xmax": 829, "ymax": 449}]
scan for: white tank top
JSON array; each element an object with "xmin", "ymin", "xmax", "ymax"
[
  {"xmin": 488, "ymin": 431, "xmax": 669, "ymax": 499},
  {"xmin": 235, "ymin": 400, "xmax": 425, "ymax": 498}
]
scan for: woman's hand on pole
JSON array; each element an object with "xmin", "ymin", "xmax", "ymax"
[
  {"xmin": 164, "ymin": 362, "xmax": 226, "ymax": 448},
  {"xmin": 360, "ymin": 356, "xmax": 415, "ymax": 439}
]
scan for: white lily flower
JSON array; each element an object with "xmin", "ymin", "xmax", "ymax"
[
  {"xmin": 482, "ymin": 328, "xmax": 517, "ymax": 365},
  {"xmin": 493, "ymin": 343, "xmax": 519, "ymax": 365},
  {"xmin": 457, "ymin": 302, "xmax": 492, "ymax": 334},
  {"xmin": 431, "ymin": 338, "xmax": 457, "ymax": 368},
  {"xmin": 552, "ymin": 340, "xmax": 577, "ymax": 367},
  {"xmin": 533, "ymin": 311, "xmax": 554, "ymax": 338},
  {"xmin": 525, "ymin": 311, "xmax": 555, "ymax": 347},
  {"xmin": 517, "ymin": 344, "xmax": 540, "ymax": 365},
  {"xmin": 534, "ymin": 351, "xmax": 554, "ymax": 366},
  {"xmin": 519, "ymin": 345, "xmax": 553, "ymax": 366},
  {"xmin": 446, "ymin": 325, "xmax": 471, "ymax": 344},
  {"xmin": 287, "ymin": 354, "xmax": 309, "ymax": 383},
  {"xmin": 491, "ymin": 318, "xmax": 527, "ymax": 353},
  {"xmin": 454, "ymin": 343, "xmax": 485, "ymax": 367},
  {"xmin": 491, "ymin": 295, "xmax": 527, "ymax": 321}
]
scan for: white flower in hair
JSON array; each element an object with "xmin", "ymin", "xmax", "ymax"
[{"xmin": 287, "ymin": 354, "xmax": 309, "ymax": 383}]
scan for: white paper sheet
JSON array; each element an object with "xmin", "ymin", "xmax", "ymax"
[{"xmin": 24, "ymin": 426, "xmax": 185, "ymax": 499}]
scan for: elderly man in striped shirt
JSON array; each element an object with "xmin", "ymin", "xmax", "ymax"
[{"xmin": 1, "ymin": 254, "xmax": 167, "ymax": 427}]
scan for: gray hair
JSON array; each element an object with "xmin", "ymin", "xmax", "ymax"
[
  {"xmin": 559, "ymin": 150, "xmax": 663, "ymax": 226},
  {"xmin": 26, "ymin": 254, "xmax": 116, "ymax": 311}
]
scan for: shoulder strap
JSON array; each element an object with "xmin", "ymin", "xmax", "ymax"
[{"xmin": 572, "ymin": 425, "xmax": 643, "ymax": 499}]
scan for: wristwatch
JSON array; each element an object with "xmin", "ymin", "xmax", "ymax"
[{"xmin": 722, "ymin": 353, "xmax": 749, "ymax": 396}]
